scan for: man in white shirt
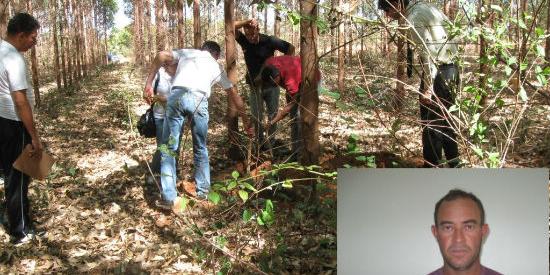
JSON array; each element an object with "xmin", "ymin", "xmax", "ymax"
[
  {"xmin": 379, "ymin": 0, "xmax": 460, "ymax": 167},
  {"xmin": 143, "ymin": 41, "xmax": 252, "ymax": 210},
  {"xmin": 0, "ymin": 13, "xmax": 42, "ymax": 245}
]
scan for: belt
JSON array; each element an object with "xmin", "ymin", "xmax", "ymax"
[
  {"xmin": 171, "ymin": 86, "xmax": 207, "ymax": 97},
  {"xmin": 438, "ymin": 63, "xmax": 456, "ymax": 69}
]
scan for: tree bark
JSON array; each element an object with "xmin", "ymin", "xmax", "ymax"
[
  {"xmin": 274, "ymin": 0, "xmax": 280, "ymax": 37},
  {"xmin": 177, "ymin": 0, "xmax": 184, "ymax": 48},
  {"xmin": 60, "ymin": 0, "xmax": 68, "ymax": 87},
  {"xmin": 0, "ymin": 1, "xmax": 8, "ymax": 40},
  {"xmin": 144, "ymin": 0, "xmax": 152, "ymax": 63},
  {"xmin": 26, "ymin": 0, "xmax": 40, "ymax": 106},
  {"xmin": 264, "ymin": 4, "xmax": 268, "ymax": 34},
  {"xmin": 193, "ymin": 0, "xmax": 201, "ymax": 48},
  {"xmin": 337, "ymin": 0, "xmax": 344, "ymax": 92},
  {"xmin": 394, "ymin": 13, "xmax": 406, "ymax": 110},
  {"xmin": 224, "ymin": 0, "xmax": 241, "ymax": 160},
  {"xmin": 51, "ymin": 0, "xmax": 62, "ymax": 90},
  {"xmin": 546, "ymin": 0, "xmax": 550, "ymax": 65},
  {"xmin": 72, "ymin": 0, "xmax": 81, "ymax": 80},
  {"xmin": 347, "ymin": 18, "xmax": 352, "ymax": 64},
  {"xmin": 299, "ymin": 0, "xmax": 320, "ymax": 166}
]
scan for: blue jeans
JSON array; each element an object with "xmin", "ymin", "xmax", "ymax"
[
  {"xmin": 151, "ymin": 117, "xmax": 164, "ymax": 173},
  {"xmin": 160, "ymin": 87, "xmax": 210, "ymax": 202},
  {"xmin": 249, "ymin": 85, "xmax": 280, "ymax": 148}
]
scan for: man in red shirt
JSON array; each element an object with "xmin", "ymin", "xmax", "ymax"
[{"xmin": 256, "ymin": 56, "xmax": 320, "ymax": 161}]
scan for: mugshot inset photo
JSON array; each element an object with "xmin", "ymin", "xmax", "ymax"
[{"xmin": 337, "ymin": 169, "xmax": 548, "ymax": 275}]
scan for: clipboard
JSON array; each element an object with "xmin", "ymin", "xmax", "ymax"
[{"xmin": 12, "ymin": 144, "xmax": 55, "ymax": 180}]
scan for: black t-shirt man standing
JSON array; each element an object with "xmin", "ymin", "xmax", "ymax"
[{"xmin": 235, "ymin": 18, "xmax": 294, "ymax": 152}]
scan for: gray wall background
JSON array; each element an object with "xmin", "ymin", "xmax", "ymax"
[{"xmin": 338, "ymin": 169, "xmax": 548, "ymax": 275}]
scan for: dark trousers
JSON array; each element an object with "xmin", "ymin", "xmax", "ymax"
[
  {"xmin": 0, "ymin": 116, "xmax": 32, "ymax": 237},
  {"xmin": 420, "ymin": 64, "xmax": 460, "ymax": 167}
]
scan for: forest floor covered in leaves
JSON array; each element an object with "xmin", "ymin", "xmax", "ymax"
[
  {"xmin": 0, "ymin": 62, "xmax": 340, "ymax": 274},
  {"xmin": 1, "ymin": 54, "xmax": 550, "ymax": 274}
]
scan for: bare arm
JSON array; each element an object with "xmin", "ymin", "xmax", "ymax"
[
  {"xmin": 225, "ymin": 87, "xmax": 253, "ymax": 136},
  {"xmin": 12, "ymin": 91, "xmax": 42, "ymax": 157},
  {"xmin": 234, "ymin": 19, "xmax": 255, "ymax": 30},
  {"xmin": 144, "ymin": 50, "xmax": 174, "ymax": 104},
  {"xmin": 270, "ymin": 93, "xmax": 297, "ymax": 125}
]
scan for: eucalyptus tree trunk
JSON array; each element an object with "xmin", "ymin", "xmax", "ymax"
[
  {"xmin": 337, "ymin": 0, "xmax": 344, "ymax": 92},
  {"xmin": 51, "ymin": 0, "xmax": 62, "ymax": 89},
  {"xmin": 0, "ymin": 1, "xmax": 8, "ymax": 40},
  {"xmin": 144, "ymin": 0, "xmax": 152, "ymax": 62},
  {"xmin": 26, "ymin": 0, "xmax": 40, "ymax": 106},
  {"xmin": 177, "ymin": 0, "xmax": 184, "ymax": 48},
  {"xmin": 224, "ymin": 0, "xmax": 241, "ymax": 161},
  {"xmin": 60, "ymin": 0, "xmax": 68, "ymax": 87},
  {"xmin": 546, "ymin": 0, "xmax": 550, "ymax": 64},
  {"xmin": 394, "ymin": 11, "xmax": 406, "ymax": 110},
  {"xmin": 193, "ymin": 0, "xmax": 201, "ymax": 48},
  {"xmin": 299, "ymin": 0, "xmax": 320, "ymax": 166},
  {"xmin": 273, "ymin": 0, "xmax": 280, "ymax": 37}
]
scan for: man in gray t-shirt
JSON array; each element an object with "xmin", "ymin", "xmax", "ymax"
[
  {"xmin": 428, "ymin": 189, "xmax": 503, "ymax": 275},
  {"xmin": 0, "ymin": 13, "xmax": 42, "ymax": 246}
]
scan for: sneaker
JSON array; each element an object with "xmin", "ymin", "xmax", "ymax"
[
  {"xmin": 12, "ymin": 234, "xmax": 33, "ymax": 246},
  {"xmin": 155, "ymin": 200, "xmax": 173, "ymax": 211},
  {"xmin": 11, "ymin": 229, "xmax": 44, "ymax": 246},
  {"xmin": 196, "ymin": 193, "xmax": 208, "ymax": 201}
]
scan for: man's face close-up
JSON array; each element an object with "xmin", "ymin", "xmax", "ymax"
[
  {"xmin": 21, "ymin": 30, "xmax": 39, "ymax": 52},
  {"xmin": 432, "ymin": 198, "xmax": 488, "ymax": 271}
]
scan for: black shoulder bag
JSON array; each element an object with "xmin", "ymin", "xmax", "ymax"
[{"xmin": 137, "ymin": 73, "xmax": 160, "ymax": 138}]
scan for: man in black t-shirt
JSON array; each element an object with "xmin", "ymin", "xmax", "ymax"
[{"xmin": 235, "ymin": 18, "xmax": 294, "ymax": 152}]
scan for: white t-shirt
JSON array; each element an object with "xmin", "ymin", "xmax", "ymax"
[
  {"xmin": 171, "ymin": 49, "xmax": 233, "ymax": 98},
  {"xmin": 151, "ymin": 67, "xmax": 173, "ymax": 119},
  {"xmin": 0, "ymin": 40, "xmax": 34, "ymax": 121},
  {"xmin": 406, "ymin": 2, "xmax": 458, "ymax": 80}
]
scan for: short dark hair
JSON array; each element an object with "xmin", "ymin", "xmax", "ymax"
[
  {"xmin": 260, "ymin": 65, "xmax": 280, "ymax": 87},
  {"xmin": 7, "ymin": 13, "xmax": 40, "ymax": 36},
  {"xmin": 378, "ymin": 0, "xmax": 409, "ymax": 12},
  {"xmin": 201, "ymin": 41, "xmax": 221, "ymax": 58},
  {"xmin": 434, "ymin": 189, "xmax": 486, "ymax": 226}
]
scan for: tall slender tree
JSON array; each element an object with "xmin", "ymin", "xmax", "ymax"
[
  {"xmin": 26, "ymin": 0, "xmax": 40, "ymax": 106},
  {"xmin": 546, "ymin": 0, "xmax": 550, "ymax": 65},
  {"xmin": 394, "ymin": 8, "xmax": 406, "ymax": 109},
  {"xmin": 0, "ymin": 1, "xmax": 8, "ymax": 40},
  {"xmin": 60, "ymin": 0, "xmax": 68, "ymax": 87},
  {"xmin": 51, "ymin": 0, "xmax": 62, "ymax": 89},
  {"xmin": 144, "ymin": 0, "xmax": 152, "ymax": 62},
  {"xmin": 274, "ymin": 0, "xmax": 280, "ymax": 37},
  {"xmin": 155, "ymin": 0, "xmax": 166, "ymax": 52},
  {"xmin": 193, "ymin": 0, "xmax": 200, "ymax": 48},
  {"xmin": 337, "ymin": 0, "xmax": 344, "ymax": 92},
  {"xmin": 224, "ymin": 0, "xmax": 240, "ymax": 160},
  {"xmin": 177, "ymin": 0, "xmax": 184, "ymax": 48},
  {"xmin": 299, "ymin": 0, "xmax": 320, "ymax": 166}
]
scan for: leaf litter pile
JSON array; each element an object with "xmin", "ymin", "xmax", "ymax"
[{"xmin": 0, "ymin": 63, "xmax": 343, "ymax": 274}]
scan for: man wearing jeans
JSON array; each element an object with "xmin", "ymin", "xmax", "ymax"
[
  {"xmin": 378, "ymin": 0, "xmax": 461, "ymax": 167},
  {"xmin": 143, "ymin": 41, "xmax": 252, "ymax": 210},
  {"xmin": 0, "ymin": 13, "xmax": 42, "ymax": 245},
  {"xmin": 235, "ymin": 18, "xmax": 294, "ymax": 151}
]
